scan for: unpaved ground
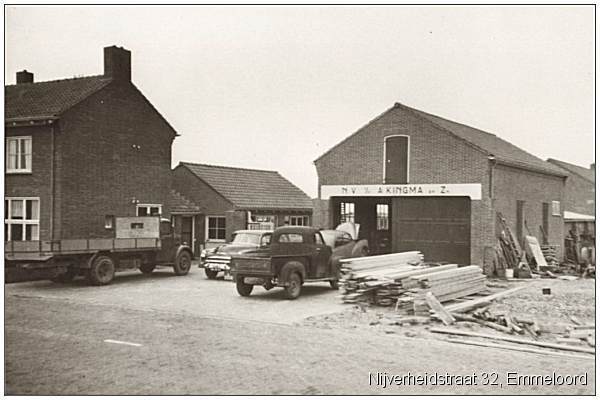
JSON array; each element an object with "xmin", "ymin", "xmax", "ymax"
[{"xmin": 4, "ymin": 268, "xmax": 595, "ymax": 395}]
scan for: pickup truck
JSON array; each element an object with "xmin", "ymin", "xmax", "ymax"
[
  {"xmin": 5, "ymin": 216, "xmax": 193, "ymax": 285},
  {"xmin": 230, "ymin": 225, "xmax": 369, "ymax": 299}
]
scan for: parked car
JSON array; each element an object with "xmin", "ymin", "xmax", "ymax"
[
  {"xmin": 230, "ymin": 224, "xmax": 369, "ymax": 299},
  {"xmin": 201, "ymin": 230, "xmax": 272, "ymax": 279}
]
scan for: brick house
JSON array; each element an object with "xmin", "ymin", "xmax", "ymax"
[
  {"xmin": 314, "ymin": 102, "xmax": 567, "ymax": 267},
  {"xmin": 172, "ymin": 162, "xmax": 313, "ymax": 254},
  {"xmin": 5, "ymin": 46, "xmax": 176, "ymax": 242},
  {"xmin": 547, "ymin": 159, "xmax": 595, "ymax": 216}
]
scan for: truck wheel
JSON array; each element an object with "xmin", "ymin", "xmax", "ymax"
[
  {"xmin": 205, "ymin": 268, "xmax": 219, "ymax": 279},
  {"xmin": 51, "ymin": 267, "xmax": 79, "ymax": 283},
  {"xmin": 173, "ymin": 251, "xmax": 192, "ymax": 276},
  {"xmin": 236, "ymin": 276, "xmax": 253, "ymax": 296},
  {"xmin": 139, "ymin": 264, "xmax": 156, "ymax": 274},
  {"xmin": 284, "ymin": 272, "xmax": 302, "ymax": 300},
  {"xmin": 87, "ymin": 255, "xmax": 115, "ymax": 286}
]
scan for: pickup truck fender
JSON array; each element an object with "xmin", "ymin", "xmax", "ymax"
[
  {"xmin": 279, "ymin": 260, "xmax": 306, "ymax": 285},
  {"xmin": 175, "ymin": 244, "xmax": 193, "ymax": 261},
  {"xmin": 351, "ymin": 239, "xmax": 370, "ymax": 258}
]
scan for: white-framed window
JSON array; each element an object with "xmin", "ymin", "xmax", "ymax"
[
  {"xmin": 376, "ymin": 204, "xmax": 389, "ymax": 231},
  {"xmin": 206, "ymin": 216, "xmax": 226, "ymax": 241},
  {"xmin": 552, "ymin": 201, "xmax": 561, "ymax": 216},
  {"xmin": 340, "ymin": 202, "xmax": 355, "ymax": 223},
  {"xmin": 6, "ymin": 136, "xmax": 32, "ymax": 173},
  {"xmin": 137, "ymin": 204, "xmax": 162, "ymax": 217},
  {"xmin": 289, "ymin": 215, "xmax": 309, "ymax": 226},
  {"xmin": 248, "ymin": 214, "xmax": 275, "ymax": 230},
  {"xmin": 5, "ymin": 197, "xmax": 40, "ymax": 241}
]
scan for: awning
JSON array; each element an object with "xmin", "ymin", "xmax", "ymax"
[{"xmin": 564, "ymin": 211, "xmax": 595, "ymax": 222}]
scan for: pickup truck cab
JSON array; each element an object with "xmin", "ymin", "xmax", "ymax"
[{"xmin": 230, "ymin": 225, "xmax": 368, "ymax": 299}]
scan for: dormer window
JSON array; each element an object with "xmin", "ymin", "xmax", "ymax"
[{"xmin": 6, "ymin": 136, "xmax": 32, "ymax": 173}]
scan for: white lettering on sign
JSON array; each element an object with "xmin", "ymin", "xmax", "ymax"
[{"xmin": 321, "ymin": 184, "xmax": 482, "ymax": 200}]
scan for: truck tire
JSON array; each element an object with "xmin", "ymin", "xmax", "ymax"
[
  {"xmin": 205, "ymin": 268, "xmax": 219, "ymax": 279},
  {"xmin": 284, "ymin": 272, "xmax": 302, "ymax": 300},
  {"xmin": 173, "ymin": 250, "xmax": 192, "ymax": 276},
  {"xmin": 51, "ymin": 267, "xmax": 79, "ymax": 283},
  {"xmin": 87, "ymin": 255, "xmax": 116, "ymax": 286},
  {"xmin": 139, "ymin": 264, "xmax": 156, "ymax": 274},
  {"xmin": 236, "ymin": 276, "xmax": 253, "ymax": 296}
]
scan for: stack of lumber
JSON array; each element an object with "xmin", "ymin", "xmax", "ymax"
[
  {"xmin": 339, "ymin": 251, "xmax": 432, "ymax": 305},
  {"xmin": 491, "ymin": 213, "xmax": 524, "ymax": 276},
  {"xmin": 398, "ymin": 266, "xmax": 487, "ymax": 314}
]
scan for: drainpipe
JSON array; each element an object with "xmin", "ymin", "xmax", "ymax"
[
  {"xmin": 50, "ymin": 122, "xmax": 55, "ymax": 240},
  {"xmin": 488, "ymin": 155, "xmax": 496, "ymax": 199}
]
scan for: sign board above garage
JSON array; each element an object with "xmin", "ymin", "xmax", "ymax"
[{"xmin": 320, "ymin": 183, "xmax": 482, "ymax": 200}]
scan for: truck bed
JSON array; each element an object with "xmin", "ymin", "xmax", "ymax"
[
  {"xmin": 230, "ymin": 255, "xmax": 272, "ymax": 276},
  {"xmin": 5, "ymin": 238, "xmax": 161, "ymax": 260}
]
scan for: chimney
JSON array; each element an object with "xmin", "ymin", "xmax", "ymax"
[
  {"xmin": 16, "ymin": 70, "xmax": 34, "ymax": 84},
  {"xmin": 103, "ymin": 45, "xmax": 131, "ymax": 82}
]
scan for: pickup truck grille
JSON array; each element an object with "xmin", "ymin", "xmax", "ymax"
[{"xmin": 205, "ymin": 255, "xmax": 231, "ymax": 264}]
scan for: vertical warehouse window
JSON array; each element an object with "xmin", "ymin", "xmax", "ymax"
[
  {"xmin": 340, "ymin": 202, "xmax": 355, "ymax": 223},
  {"xmin": 5, "ymin": 198, "xmax": 39, "ymax": 241},
  {"xmin": 207, "ymin": 216, "xmax": 226, "ymax": 241},
  {"xmin": 376, "ymin": 204, "xmax": 389, "ymax": 231},
  {"xmin": 289, "ymin": 216, "xmax": 309, "ymax": 226},
  {"xmin": 6, "ymin": 136, "xmax": 32, "ymax": 173}
]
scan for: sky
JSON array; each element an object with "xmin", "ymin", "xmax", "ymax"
[{"xmin": 5, "ymin": 6, "xmax": 595, "ymax": 198}]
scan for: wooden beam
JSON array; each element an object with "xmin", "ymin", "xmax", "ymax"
[
  {"xmin": 430, "ymin": 328, "xmax": 595, "ymax": 354},
  {"xmin": 445, "ymin": 338, "xmax": 594, "ymax": 360},
  {"xmin": 424, "ymin": 292, "xmax": 455, "ymax": 325},
  {"xmin": 445, "ymin": 286, "xmax": 527, "ymax": 313}
]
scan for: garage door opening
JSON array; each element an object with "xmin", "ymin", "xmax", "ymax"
[{"xmin": 392, "ymin": 197, "xmax": 471, "ymax": 265}]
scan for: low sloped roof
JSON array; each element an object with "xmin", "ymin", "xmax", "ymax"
[
  {"xmin": 564, "ymin": 211, "xmax": 595, "ymax": 222},
  {"xmin": 179, "ymin": 162, "xmax": 313, "ymax": 210},
  {"xmin": 547, "ymin": 159, "xmax": 595, "ymax": 183},
  {"xmin": 5, "ymin": 75, "xmax": 112, "ymax": 121}
]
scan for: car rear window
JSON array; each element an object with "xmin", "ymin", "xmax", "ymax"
[{"xmin": 277, "ymin": 233, "xmax": 304, "ymax": 243}]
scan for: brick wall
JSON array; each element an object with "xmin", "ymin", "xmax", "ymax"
[
  {"xmin": 5, "ymin": 125, "xmax": 54, "ymax": 240},
  {"xmin": 563, "ymin": 173, "xmax": 595, "ymax": 215},
  {"xmin": 492, "ymin": 164, "xmax": 565, "ymax": 259},
  {"xmin": 315, "ymin": 105, "xmax": 493, "ymax": 265},
  {"xmin": 56, "ymin": 81, "xmax": 175, "ymax": 239}
]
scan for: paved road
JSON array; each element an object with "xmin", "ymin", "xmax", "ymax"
[{"xmin": 4, "ymin": 265, "xmax": 595, "ymax": 395}]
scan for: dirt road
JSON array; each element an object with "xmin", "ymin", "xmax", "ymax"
[{"xmin": 4, "ymin": 266, "xmax": 595, "ymax": 395}]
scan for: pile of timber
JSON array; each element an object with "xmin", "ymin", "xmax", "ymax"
[
  {"xmin": 339, "ymin": 253, "xmax": 487, "ymax": 309},
  {"xmin": 492, "ymin": 213, "xmax": 523, "ymax": 276},
  {"xmin": 399, "ymin": 266, "xmax": 487, "ymax": 314},
  {"xmin": 541, "ymin": 245, "xmax": 559, "ymax": 266}
]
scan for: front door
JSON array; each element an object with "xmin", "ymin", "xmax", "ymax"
[
  {"xmin": 384, "ymin": 135, "xmax": 409, "ymax": 184},
  {"xmin": 181, "ymin": 217, "xmax": 193, "ymax": 248}
]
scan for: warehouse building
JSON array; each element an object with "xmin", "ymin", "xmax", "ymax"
[{"xmin": 314, "ymin": 102, "xmax": 568, "ymax": 267}]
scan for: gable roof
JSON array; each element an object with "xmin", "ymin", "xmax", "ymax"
[
  {"xmin": 315, "ymin": 102, "xmax": 567, "ymax": 177},
  {"xmin": 179, "ymin": 162, "xmax": 313, "ymax": 210},
  {"xmin": 547, "ymin": 159, "xmax": 595, "ymax": 183},
  {"xmin": 5, "ymin": 75, "xmax": 112, "ymax": 122}
]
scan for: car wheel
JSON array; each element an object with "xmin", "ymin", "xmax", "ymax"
[
  {"xmin": 205, "ymin": 268, "xmax": 219, "ymax": 279},
  {"xmin": 173, "ymin": 251, "xmax": 192, "ymax": 276},
  {"xmin": 87, "ymin": 255, "xmax": 116, "ymax": 286},
  {"xmin": 284, "ymin": 272, "xmax": 302, "ymax": 300},
  {"xmin": 236, "ymin": 276, "xmax": 253, "ymax": 296}
]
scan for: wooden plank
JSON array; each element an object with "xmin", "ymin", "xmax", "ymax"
[
  {"xmin": 451, "ymin": 313, "xmax": 513, "ymax": 334},
  {"xmin": 430, "ymin": 328, "xmax": 595, "ymax": 354},
  {"xmin": 445, "ymin": 286, "xmax": 526, "ymax": 313},
  {"xmin": 524, "ymin": 235, "xmax": 548, "ymax": 267},
  {"xmin": 410, "ymin": 265, "xmax": 482, "ymax": 281},
  {"xmin": 424, "ymin": 292, "xmax": 455, "ymax": 325},
  {"xmin": 445, "ymin": 338, "xmax": 594, "ymax": 360}
]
